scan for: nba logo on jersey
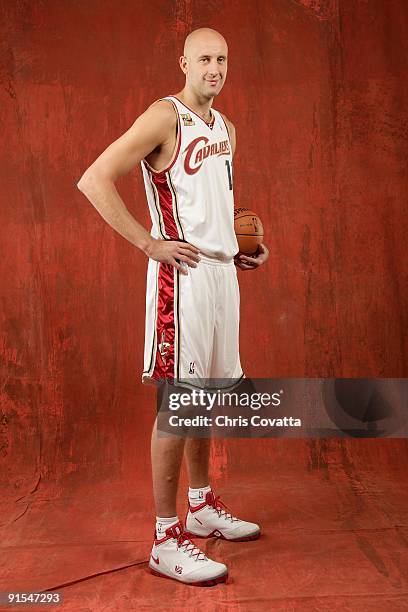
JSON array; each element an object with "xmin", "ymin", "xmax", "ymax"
[
  {"xmin": 189, "ymin": 362, "xmax": 195, "ymax": 374},
  {"xmin": 181, "ymin": 113, "xmax": 195, "ymax": 126}
]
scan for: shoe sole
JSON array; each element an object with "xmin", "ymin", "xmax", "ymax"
[
  {"xmin": 149, "ymin": 566, "xmax": 228, "ymax": 587},
  {"xmin": 184, "ymin": 529, "xmax": 261, "ymax": 542}
]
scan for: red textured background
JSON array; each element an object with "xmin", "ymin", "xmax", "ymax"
[{"xmin": 1, "ymin": 0, "xmax": 407, "ymax": 609}]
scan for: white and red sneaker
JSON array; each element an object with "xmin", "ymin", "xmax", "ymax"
[
  {"xmin": 185, "ymin": 491, "xmax": 261, "ymax": 542},
  {"xmin": 148, "ymin": 520, "xmax": 228, "ymax": 586}
]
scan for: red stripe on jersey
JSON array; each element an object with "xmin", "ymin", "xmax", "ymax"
[
  {"xmin": 151, "ymin": 262, "xmax": 176, "ymax": 381},
  {"xmin": 150, "ymin": 171, "xmax": 180, "ymax": 239}
]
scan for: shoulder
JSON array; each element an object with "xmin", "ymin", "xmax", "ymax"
[
  {"xmin": 143, "ymin": 98, "xmax": 177, "ymax": 126},
  {"xmin": 121, "ymin": 97, "xmax": 177, "ymax": 151},
  {"xmin": 130, "ymin": 98, "xmax": 177, "ymax": 144}
]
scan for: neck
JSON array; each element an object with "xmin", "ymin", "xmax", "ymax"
[{"xmin": 175, "ymin": 88, "xmax": 213, "ymax": 122}]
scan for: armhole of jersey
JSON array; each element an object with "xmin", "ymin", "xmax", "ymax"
[
  {"xmin": 218, "ymin": 111, "xmax": 232, "ymax": 148},
  {"xmin": 142, "ymin": 97, "xmax": 181, "ymax": 175}
]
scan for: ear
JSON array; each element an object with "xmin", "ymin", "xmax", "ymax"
[{"xmin": 179, "ymin": 56, "xmax": 188, "ymax": 75}]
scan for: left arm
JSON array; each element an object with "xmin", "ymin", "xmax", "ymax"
[{"xmin": 221, "ymin": 115, "xmax": 269, "ymax": 271}]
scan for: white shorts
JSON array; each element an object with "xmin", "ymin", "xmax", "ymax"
[{"xmin": 142, "ymin": 254, "xmax": 244, "ymax": 389}]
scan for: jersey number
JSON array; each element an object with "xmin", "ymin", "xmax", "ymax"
[{"xmin": 225, "ymin": 160, "xmax": 233, "ymax": 190}]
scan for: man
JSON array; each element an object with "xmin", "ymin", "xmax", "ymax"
[{"xmin": 77, "ymin": 27, "xmax": 269, "ymax": 586}]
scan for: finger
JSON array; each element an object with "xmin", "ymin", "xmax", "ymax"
[
  {"xmin": 235, "ymin": 256, "xmax": 251, "ymax": 265},
  {"xmin": 186, "ymin": 242, "xmax": 201, "ymax": 254},
  {"xmin": 177, "ymin": 247, "xmax": 201, "ymax": 262},
  {"xmin": 238, "ymin": 258, "xmax": 258, "ymax": 267},
  {"xmin": 237, "ymin": 264, "xmax": 254, "ymax": 271},
  {"xmin": 176, "ymin": 254, "xmax": 198, "ymax": 268},
  {"xmin": 239, "ymin": 256, "xmax": 259, "ymax": 266},
  {"xmin": 170, "ymin": 257, "xmax": 188, "ymax": 275},
  {"xmin": 173, "ymin": 241, "xmax": 200, "ymax": 254},
  {"xmin": 235, "ymin": 261, "xmax": 255, "ymax": 270}
]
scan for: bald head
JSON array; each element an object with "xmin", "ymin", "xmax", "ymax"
[
  {"xmin": 180, "ymin": 27, "xmax": 228, "ymax": 99},
  {"xmin": 183, "ymin": 28, "xmax": 228, "ymax": 59}
]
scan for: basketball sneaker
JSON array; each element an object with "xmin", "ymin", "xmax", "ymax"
[
  {"xmin": 148, "ymin": 520, "xmax": 228, "ymax": 586},
  {"xmin": 185, "ymin": 491, "xmax": 261, "ymax": 541}
]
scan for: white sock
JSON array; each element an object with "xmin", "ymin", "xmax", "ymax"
[
  {"xmin": 155, "ymin": 515, "xmax": 179, "ymax": 538},
  {"xmin": 188, "ymin": 484, "xmax": 212, "ymax": 507}
]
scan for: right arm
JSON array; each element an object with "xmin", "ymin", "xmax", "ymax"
[{"xmin": 76, "ymin": 100, "xmax": 200, "ymax": 274}]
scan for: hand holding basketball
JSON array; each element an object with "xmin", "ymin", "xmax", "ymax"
[
  {"xmin": 234, "ymin": 243, "xmax": 269, "ymax": 270},
  {"xmin": 234, "ymin": 206, "xmax": 269, "ymax": 270}
]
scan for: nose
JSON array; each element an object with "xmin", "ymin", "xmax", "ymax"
[{"xmin": 207, "ymin": 59, "xmax": 220, "ymax": 75}]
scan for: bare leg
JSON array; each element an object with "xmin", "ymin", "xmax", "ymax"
[
  {"xmin": 151, "ymin": 416, "xmax": 185, "ymax": 517},
  {"xmin": 184, "ymin": 437, "xmax": 211, "ymax": 488}
]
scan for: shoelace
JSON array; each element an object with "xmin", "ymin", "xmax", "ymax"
[
  {"xmin": 176, "ymin": 532, "xmax": 207, "ymax": 561},
  {"xmin": 208, "ymin": 494, "xmax": 240, "ymax": 523}
]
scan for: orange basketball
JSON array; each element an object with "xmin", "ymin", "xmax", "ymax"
[{"xmin": 234, "ymin": 207, "xmax": 264, "ymax": 255}]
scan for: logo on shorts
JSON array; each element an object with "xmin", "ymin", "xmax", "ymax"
[
  {"xmin": 189, "ymin": 362, "xmax": 195, "ymax": 374},
  {"xmin": 158, "ymin": 330, "xmax": 171, "ymax": 365},
  {"xmin": 181, "ymin": 113, "xmax": 195, "ymax": 126}
]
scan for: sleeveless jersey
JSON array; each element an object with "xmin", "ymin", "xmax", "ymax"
[{"xmin": 140, "ymin": 95, "xmax": 239, "ymax": 261}]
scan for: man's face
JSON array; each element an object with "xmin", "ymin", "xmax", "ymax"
[{"xmin": 181, "ymin": 36, "xmax": 228, "ymax": 99}]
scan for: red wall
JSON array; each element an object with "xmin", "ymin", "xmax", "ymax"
[{"xmin": 1, "ymin": 0, "xmax": 407, "ymax": 595}]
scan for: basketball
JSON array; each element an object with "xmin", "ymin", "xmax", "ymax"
[{"xmin": 234, "ymin": 207, "xmax": 264, "ymax": 255}]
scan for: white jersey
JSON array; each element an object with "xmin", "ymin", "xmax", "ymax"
[{"xmin": 140, "ymin": 95, "xmax": 239, "ymax": 261}]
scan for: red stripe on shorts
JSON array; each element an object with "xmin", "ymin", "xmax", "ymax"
[
  {"xmin": 152, "ymin": 262, "xmax": 176, "ymax": 381},
  {"xmin": 149, "ymin": 171, "xmax": 179, "ymax": 381}
]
